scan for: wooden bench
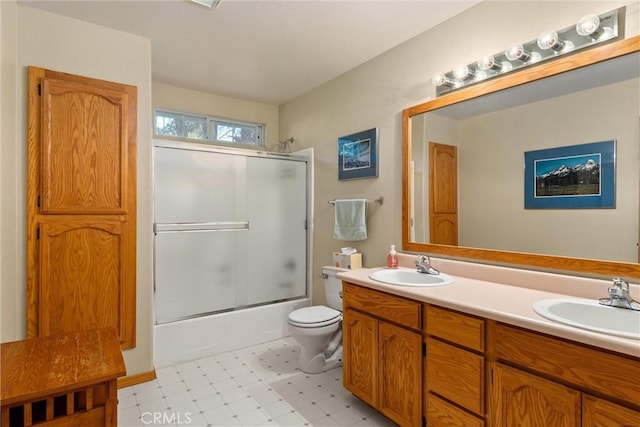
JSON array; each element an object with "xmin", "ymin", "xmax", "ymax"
[{"xmin": 1, "ymin": 328, "xmax": 126, "ymax": 426}]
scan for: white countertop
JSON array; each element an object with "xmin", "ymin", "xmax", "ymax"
[{"xmin": 337, "ymin": 265, "xmax": 640, "ymax": 358}]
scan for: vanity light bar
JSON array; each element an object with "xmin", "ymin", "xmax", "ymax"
[{"xmin": 433, "ymin": 7, "xmax": 622, "ymax": 97}]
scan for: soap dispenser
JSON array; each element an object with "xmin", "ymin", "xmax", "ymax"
[{"xmin": 386, "ymin": 245, "xmax": 398, "ymax": 269}]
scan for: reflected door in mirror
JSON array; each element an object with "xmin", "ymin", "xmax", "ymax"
[{"xmin": 429, "ymin": 142, "xmax": 458, "ymax": 245}]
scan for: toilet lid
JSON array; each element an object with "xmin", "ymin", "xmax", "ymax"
[{"xmin": 288, "ymin": 306, "xmax": 341, "ymax": 325}]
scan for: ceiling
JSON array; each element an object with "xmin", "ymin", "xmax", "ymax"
[{"xmin": 20, "ymin": 0, "xmax": 480, "ymax": 105}]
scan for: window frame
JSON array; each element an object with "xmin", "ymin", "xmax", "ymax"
[{"xmin": 154, "ymin": 108, "xmax": 265, "ymax": 148}]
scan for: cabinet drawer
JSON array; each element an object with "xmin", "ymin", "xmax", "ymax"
[
  {"xmin": 426, "ymin": 337, "xmax": 484, "ymax": 415},
  {"xmin": 425, "ymin": 305, "xmax": 484, "ymax": 352},
  {"xmin": 493, "ymin": 323, "xmax": 640, "ymax": 408},
  {"xmin": 343, "ymin": 283, "xmax": 421, "ymax": 330},
  {"xmin": 426, "ymin": 393, "xmax": 484, "ymax": 427}
]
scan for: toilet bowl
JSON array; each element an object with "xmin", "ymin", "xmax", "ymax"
[{"xmin": 287, "ymin": 266, "xmax": 345, "ymax": 374}]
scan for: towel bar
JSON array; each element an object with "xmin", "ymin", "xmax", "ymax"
[{"xmin": 328, "ymin": 196, "xmax": 384, "ymax": 206}]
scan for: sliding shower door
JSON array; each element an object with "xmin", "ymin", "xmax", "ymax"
[
  {"xmin": 153, "ymin": 140, "xmax": 309, "ymax": 324},
  {"xmin": 245, "ymin": 156, "xmax": 308, "ymax": 305}
]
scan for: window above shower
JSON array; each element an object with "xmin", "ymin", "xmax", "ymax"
[{"xmin": 154, "ymin": 108, "xmax": 265, "ymax": 147}]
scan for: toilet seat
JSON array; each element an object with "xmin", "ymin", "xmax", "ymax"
[{"xmin": 288, "ymin": 306, "xmax": 341, "ymax": 328}]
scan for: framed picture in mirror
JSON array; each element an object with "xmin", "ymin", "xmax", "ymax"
[
  {"xmin": 524, "ymin": 140, "xmax": 616, "ymax": 209},
  {"xmin": 338, "ymin": 128, "xmax": 378, "ymax": 180}
]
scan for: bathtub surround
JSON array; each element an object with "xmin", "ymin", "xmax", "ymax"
[{"xmin": 154, "ymin": 299, "xmax": 308, "ymax": 368}]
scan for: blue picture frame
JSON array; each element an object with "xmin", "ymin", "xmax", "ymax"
[
  {"xmin": 524, "ymin": 140, "xmax": 616, "ymax": 209},
  {"xmin": 338, "ymin": 128, "xmax": 378, "ymax": 180}
]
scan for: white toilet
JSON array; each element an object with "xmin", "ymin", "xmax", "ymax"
[{"xmin": 287, "ymin": 266, "xmax": 345, "ymax": 374}]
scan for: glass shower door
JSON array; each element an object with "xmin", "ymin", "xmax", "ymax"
[{"xmin": 245, "ymin": 156, "xmax": 308, "ymax": 305}]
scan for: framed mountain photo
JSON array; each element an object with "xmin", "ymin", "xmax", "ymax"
[
  {"xmin": 524, "ymin": 140, "xmax": 616, "ymax": 209},
  {"xmin": 338, "ymin": 128, "xmax": 378, "ymax": 180}
]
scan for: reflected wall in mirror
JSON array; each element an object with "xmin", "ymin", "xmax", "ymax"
[{"xmin": 403, "ymin": 36, "xmax": 640, "ymax": 278}]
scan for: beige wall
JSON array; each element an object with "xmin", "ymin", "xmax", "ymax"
[
  {"xmin": 1, "ymin": 1, "xmax": 19, "ymax": 344},
  {"xmin": 0, "ymin": 3, "xmax": 154, "ymax": 376},
  {"xmin": 279, "ymin": 1, "xmax": 639, "ymax": 305},
  {"xmin": 153, "ymin": 82, "xmax": 280, "ymax": 149},
  {"xmin": 458, "ymin": 79, "xmax": 639, "ymax": 262}
]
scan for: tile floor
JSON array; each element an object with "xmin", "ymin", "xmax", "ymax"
[{"xmin": 118, "ymin": 337, "xmax": 396, "ymax": 426}]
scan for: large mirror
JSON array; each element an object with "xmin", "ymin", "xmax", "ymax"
[{"xmin": 403, "ymin": 36, "xmax": 640, "ymax": 278}]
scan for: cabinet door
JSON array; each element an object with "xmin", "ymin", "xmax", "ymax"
[
  {"xmin": 582, "ymin": 394, "xmax": 640, "ymax": 426},
  {"xmin": 343, "ymin": 309, "xmax": 378, "ymax": 408},
  {"xmin": 379, "ymin": 321, "xmax": 422, "ymax": 427},
  {"xmin": 490, "ymin": 363, "xmax": 580, "ymax": 427},
  {"xmin": 38, "ymin": 220, "xmax": 130, "ymax": 342},
  {"xmin": 27, "ymin": 67, "xmax": 137, "ymax": 348}
]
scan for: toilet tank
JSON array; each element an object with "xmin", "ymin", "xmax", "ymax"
[{"xmin": 322, "ymin": 266, "xmax": 347, "ymax": 311}]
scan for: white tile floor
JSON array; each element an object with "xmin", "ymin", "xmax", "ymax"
[{"xmin": 118, "ymin": 337, "xmax": 397, "ymax": 426}]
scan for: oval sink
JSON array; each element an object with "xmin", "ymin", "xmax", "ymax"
[
  {"xmin": 532, "ymin": 298, "xmax": 640, "ymax": 340},
  {"xmin": 369, "ymin": 269, "xmax": 454, "ymax": 287}
]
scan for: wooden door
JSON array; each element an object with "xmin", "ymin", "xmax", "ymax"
[
  {"xmin": 490, "ymin": 363, "xmax": 580, "ymax": 427},
  {"xmin": 582, "ymin": 394, "xmax": 640, "ymax": 426},
  {"xmin": 27, "ymin": 67, "xmax": 137, "ymax": 348},
  {"xmin": 343, "ymin": 309, "xmax": 378, "ymax": 408},
  {"xmin": 429, "ymin": 142, "xmax": 458, "ymax": 245},
  {"xmin": 379, "ymin": 321, "xmax": 422, "ymax": 427}
]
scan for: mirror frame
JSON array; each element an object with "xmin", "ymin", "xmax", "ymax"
[{"xmin": 402, "ymin": 36, "xmax": 640, "ymax": 279}]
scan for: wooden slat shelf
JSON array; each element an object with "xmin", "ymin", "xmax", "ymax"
[{"xmin": 1, "ymin": 328, "xmax": 126, "ymax": 427}]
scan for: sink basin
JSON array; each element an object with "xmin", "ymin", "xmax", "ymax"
[
  {"xmin": 369, "ymin": 269, "xmax": 454, "ymax": 287},
  {"xmin": 532, "ymin": 298, "xmax": 640, "ymax": 340}
]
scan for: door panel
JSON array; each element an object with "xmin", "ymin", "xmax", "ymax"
[
  {"xmin": 429, "ymin": 142, "xmax": 458, "ymax": 245},
  {"xmin": 379, "ymin": 321, "xmax": 422, "ymax": 426},
  {"xmin": 343, "ymin": 309, "xmax": 378, "ymax": 408},
  {"xmin": 154, "ymin": 230, "xmax": 248, "ymax": 323},
  {"xmin": 39, "ymin": 220, "xmax": 126, "ymax": 341},
  {"xmin": 491, "ymin": 363, "xmax": 580, "ymax": 427},
  {"xmin": 41, "ymin": 79, "xmax": 129, "ymax": 214},
  {"xmin": 153, "ymin": 146, "xmax": 247, "ymax": 224}
]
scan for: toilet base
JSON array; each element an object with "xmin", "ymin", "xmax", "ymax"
[
  {"xmin": 297, "ymin": 344, "xmax": 343, "ymax": 374},
  {"xmin": 294, "ymin": 327, "xmax": 343, "ymax": 374}
]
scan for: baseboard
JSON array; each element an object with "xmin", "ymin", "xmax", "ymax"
[{"xmin": 117, "ymin": 369, "xmax": 157, "ymax": 389}]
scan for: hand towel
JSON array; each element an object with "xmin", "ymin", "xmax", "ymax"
[{"xmin": 334, "ymin": 199, "xmax": 368, "ymax": 241}]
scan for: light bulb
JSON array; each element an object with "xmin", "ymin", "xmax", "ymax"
[
  {"xmin": 453, "ymin": 64, "xmax": 474, "ymax": 81},
  {"xmin": 477, "ymin": 55, "xmax": 501, "ymax": 72},
  {"xmin": 505, "ymin": 44, "xmax": 529, "ymax": 61},
  {"xmin": 576, "ymin": 14, "xmax": 614, "ymax": 40},
  {"xmin": 576, "ymin": 14, "xmax": 600, "ymax": 36},
  {"xmin": 505, "ymin": 44, "xmax": 542, "ymax": 64},
  {"xmin": 477, "ymin": 55, "xmax": 513, "ymax": 75},
  {"xmin": 537, "ymin": 30, "xmax": 574, "ymax": 53},
  {"xmin": 432, "ymin": 73, "xmax": 456, "ymax": 87}
]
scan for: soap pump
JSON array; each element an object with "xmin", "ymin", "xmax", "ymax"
[{"xmin": 386, "ymin": 245, "xmax": 398, "ymax": 269}]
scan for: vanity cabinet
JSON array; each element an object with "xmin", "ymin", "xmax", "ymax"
[
  {"xmin": 342, "ymin": 283, "xmax": 422, "ymax": 427},
  {"xmin": 424, "ymin": 305, "xmax": 486, "ymax": 426},
  {"xmin": 488, "ymin": 322, "xmax": 640, "ymax": 427},
  {"xmin": 341, "ymin": 279, "xmax": 640, "ymax": 427}
]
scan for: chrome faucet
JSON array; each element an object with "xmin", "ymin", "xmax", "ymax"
[
  {"xmin": 415, "ymin": 255, "xmax": 440, "ymax": 275},
  {"xmin": 599, "ymin": 278, "xmax": 640, "ymax": 311}
]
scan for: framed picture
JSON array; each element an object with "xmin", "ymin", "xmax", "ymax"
[
  {"xmin": 338, "ymin": 128, "xmax": 378, "ymax": 180},
  {"xmin": 524, "ymin": 140, "xmax": 616, "ymax": 209}
]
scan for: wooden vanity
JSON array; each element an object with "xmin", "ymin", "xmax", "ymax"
[
  {"xmin": 1, "ymin": 328, "xmax": 126, "ymax": 427},
  {"xmin": 341, "ymin": 280, "xmax": 640, "ymax": 427}
]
